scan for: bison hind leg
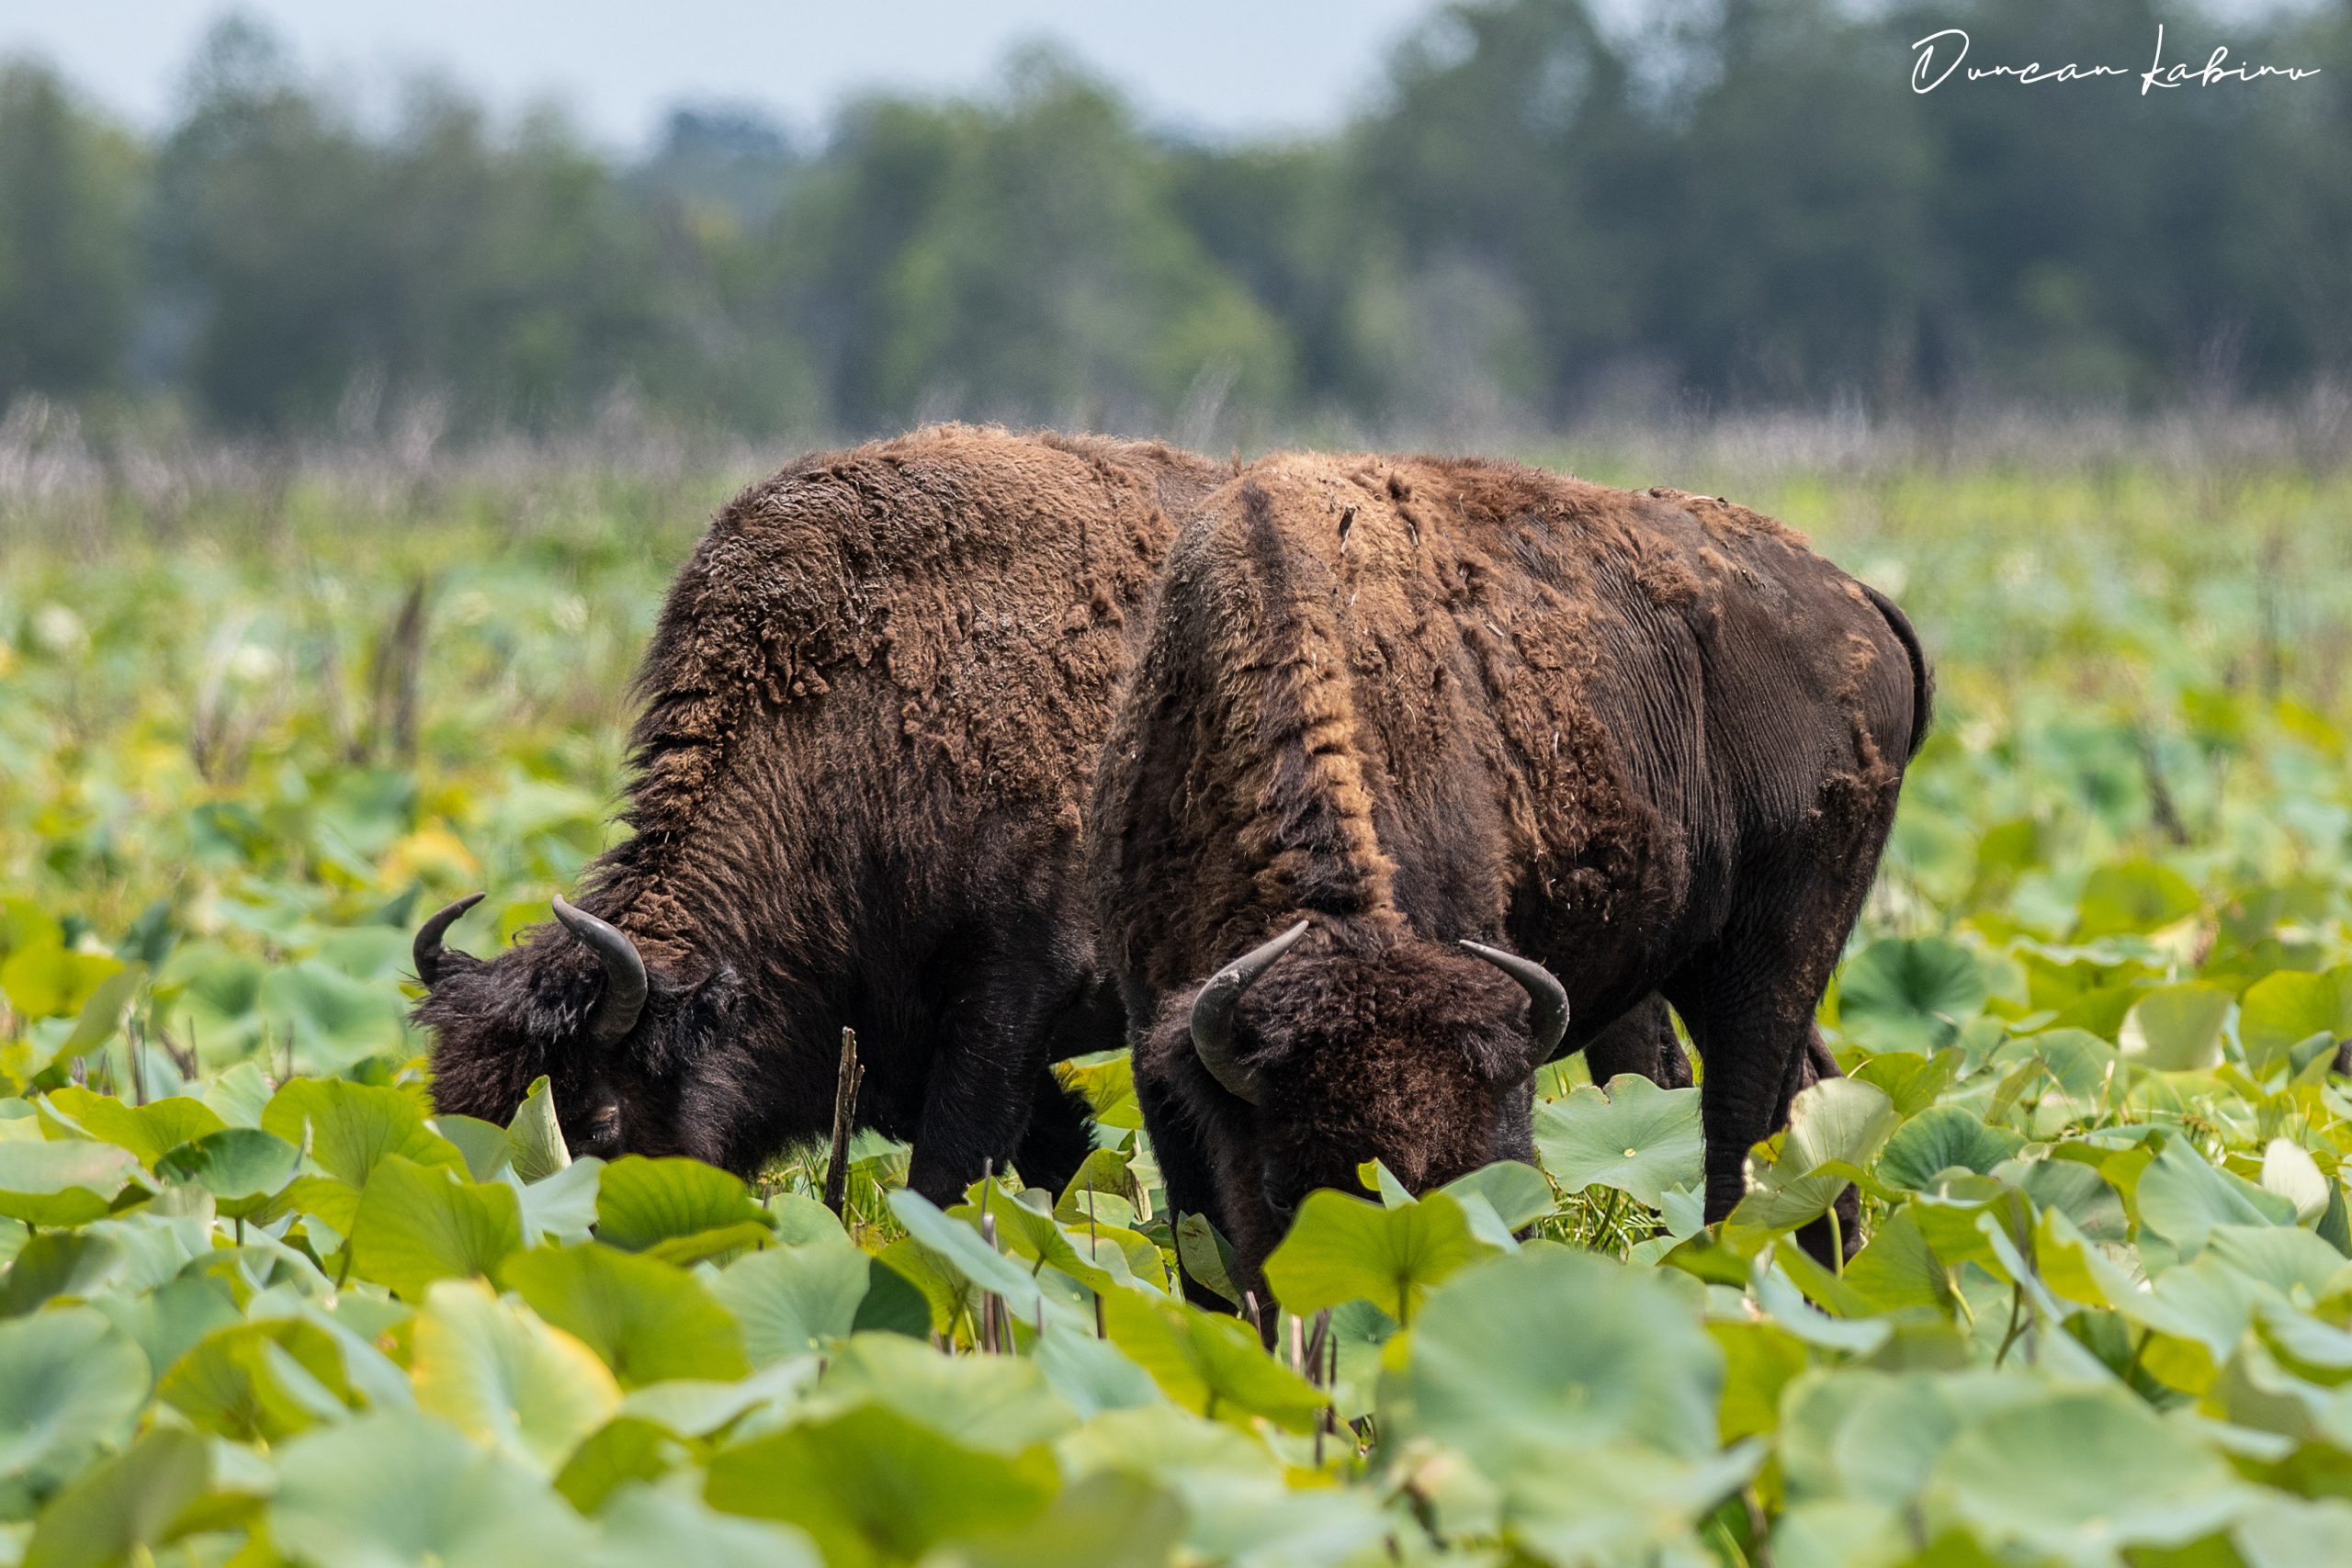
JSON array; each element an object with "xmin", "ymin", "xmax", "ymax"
[
  {"xmin": 1013, "ymin": 1068, "xmax": 1097, "ymax": 1199},
  {"xmin": 1578, "ymin": 995, "xmax": 1694, "ymax": 1090}
]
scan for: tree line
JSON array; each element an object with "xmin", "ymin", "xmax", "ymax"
[{"xmin": 2, "ymin": 0, "xmax": 2347, "ymax": 441}]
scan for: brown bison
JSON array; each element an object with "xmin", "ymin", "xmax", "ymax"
[
  {"xmin": 414, "ymin": 424, "xmax": 1229, "ymax": 1202},
  {"xmin": 1088, "ymin": 452, "xmax": 1928, "ymax": 1282}
]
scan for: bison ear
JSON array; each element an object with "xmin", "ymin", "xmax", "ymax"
[{"xmin": 649, "ymin": 964, "xmax": 742, "ymax": 1077}]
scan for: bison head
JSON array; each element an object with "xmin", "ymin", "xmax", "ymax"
[
  {"xmin": 1136, "ymin": 919, "xmax": 1566, "ymax": 1277},
  {"xmin": 412, "ymin": 894, "xmax": 751, "ymax": 1168}
]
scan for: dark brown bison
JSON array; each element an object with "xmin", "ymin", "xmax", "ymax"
[
  {"xmin": 1087, "ymin": 452, "xmax": 1928, "ymax": 1283},
  {"xmin": 414, "ymin": 424, "xmax": 1228, "ymax": 1202}
]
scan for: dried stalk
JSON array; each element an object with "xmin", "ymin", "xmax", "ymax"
[{"xmin": 821, "ymin": 1027, "xmax": 865, "ymax": 1214}]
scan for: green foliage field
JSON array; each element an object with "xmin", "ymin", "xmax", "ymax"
[{"xmin": 8, "ymin": 447, "xmax": 2352, "ymax": 1565}]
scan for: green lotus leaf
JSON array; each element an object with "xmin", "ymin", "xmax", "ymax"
[
  {"xmin": 1837, "ymin": 936, "xmax": 1989, "ymax": 1052},
  {"xmin": 153, "ymin": 1127, "xmax": 302, "ymax": 1218},
  {"xmin": 711, "ymin": 1238, "xmax": 876, "ymax": 1363},
  {"xmin": 268, "ymin": 1409, "xmax": 598, "ymax": 1568},
  {"xmin": 1389, "ymin": 1248, "xmax": 1721, "ymax": 1475},
  {"xmin": 1926, "ymin": 1387, "xmax": 2250, "ymax": 1557},
  {"xmin": 705, "ymin": 1402, "xmax": 1059, "ymax": 1567},
  {"xmin": 20, "ymin": 1425, "xmax": 213, "ymax": 1568},
  {"xmin": 593, "ymin": 1154, "xmax": 773, "ymax": 1255},
  {"xmin": 0, "ymin": 1140, "xmax": 144, "ymax": 1227},
  {"xmin": 411, "ymin": 1277, "xmax": 619, "ymax": 1470},
  {"xmin": 1099, "ymin": 1289, "xmax": 1328, "ymax": 1433},
  {"xmin": 500, "ymin": 1240, "xmax": 749, "ymax": 1387},
  {"xmin": 1262, "ymin": 1187, "xmax": 1492, "ymax": 1326},
  {"xmin": 0, "ymin": 1306, "xmax": 150, "ymax": 1496},
  {"xmin": 261, "ymin": 1077, "xmax": 466, "ymax": 1189},
  {"xmin": 1877, "ymin": 1106, "xmax": 2024, "ymax": 1191},
  {"xmin": 41, "ymin": 1089, "xmax": 222, "ymax": 1168},
  {"xmin": 1533, "ymin": 1074, "xmax": 1703, "ymax": 1208},
  {"xmin": 347, "ymin": 1153, "xmax": 524, "ymax": 1301}
]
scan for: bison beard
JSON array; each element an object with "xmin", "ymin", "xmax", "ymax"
[
  {"xmin": 413, "ymin": 424, "xmax": 1229, "ymax": 1202},
  {"xmin": 1088, "ymin": 453, "xmax": 1929, "ymax": 1298}
]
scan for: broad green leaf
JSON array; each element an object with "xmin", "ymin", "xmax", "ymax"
[
  {"xmin": 886, "ymin": 1189, "xmax": 1083, "ymax": 1330},
  {"xmin": 258, "ymin": 958, "xmax": 410, "ymax": 1070},
  {"xmin": 41, "ymin": 1089, "xmax": 224, "ymax": 1168},
  {"xmin": 1057, "ymin": 1055, "xmax": 1142, "ymax": 1131},
  {"xmin": 1849, "ymin": 1049, "xmax": 1962, "ymax": 1118},
  {"xmin": 52, "ymin": 964, "xmax": 147, "ymax": 1066},
  {"xmin": 1030, "ymin": 1323, "xmax": 1161, "ymax": 1419},
  {"xmin": 1532, "ymin": 1074, "xmax": 1703, "ymax": 1208},
  {"xmin": 510, "ymin": 1154, "xmax": 604, "ymax": 1244},
  {"xmin": 0, "ymin": 940, "xmax": 124, "ymax": 1022},
  {"xmin": 0, "ymin": 1306, "xmax": 149, "ymax": 1493},
  {"xmin": 1733, "ymin": 1077, "xmax": 1899, "ymax": 1231},
  {"xmin": 1056, "ymin": 1146, "xmax": 1143, "ymax": 1225},
  {"xmin": 936, "ymin": 1469, "xmax": 1183, "ymax": 1568},
  {"xmin": 1392, "ymin": 1248, "xmax": 1721, "ymax": 1472},
  {"xmin": 594, "ymin": 1155, "xmax": 774, "ymax": 1258},
  {"xmin": 501, "ymin": 1241, "xmax": 750, "ymax": 1386},
  {"xmin": 432, "ymin": 1115, "xmax": 514, "ymax": 1181},
  {"xmin": 1926, "ymin": 1387, "xmax": 2249, "ymax": 1557},
  {"xmin": 88, "ymin": 1274, "xmax": 241, "ymax": 1384},
  {"xmin": 154, "ymin": 1127, "xmax": 302, "ymax": 1218},
  {"xmin": 0, "ymin": 1231, "xmax": 127, "ymax": 1317},
  {"xmin": 591, "ymin": 1484, "xmax": 821, "ymax": 1568},
  {"xmin": 1099, "ymin": 1289, "xmax": 1327, "ymax": 1432},
  {"xmin": 268, "ymin": 1409, "xmax": 599, "ymax": 1568},
  {"xmin": 21, "ymin": 1426, "xmax": 212, "ymax": 1568},
  {"xmin": 2260, "ymin": 1136, "xmax": 2332, "ymax": 1224},
  {"xmin": 1172, "ymin": 1212, "xmax": 1241, "ymax": 1308},
  {"xmin": 703, "ymin": 1403, "xmax": 1059, "ymax": 1567},
  {"xmin": 553, "ymin": 1416, "xmax": 685, "ymax": 1515},
  {"xmin": 2234, "ymin": 1495, "xmax": 2352, "ymax": 1568},
  {"xmin": 1442, "ymin": 1158, "xmax": 1556, "ymax": 1232},
  {"xmin": 0, "ymin": 1140, "xmax": 144, "ymax": 1226},
  {"xmin": 1262, "ymin": 1188, "xmax": 1491, "ymax": 1325},
  {"xmin": 2073, "ymin": 861, "xmax": 2201, "ymax": 941},
  {"xmin": 711, "ymin": 1239, "xmax": 875, "ymax": 1363},
  {"xmin": 2138, "ymin": 1134, "xmax": 2296, "ymax": 1258},
  {"xmin": 347, "ymin": 1154, "xmax": 524, "ymax": 1301},
  {"xmin": 412, "ymin": 1278, "xmax": 620, "ymax": 1470},
  {"xmin": 2239, "ymin": 968, "xmax": 2352, "ymax": 1077},
  {"xmin": 811, "ymin": 1332, "xmax": 1078, "ymax": 1451},
  {"xmin": 1878, "ymin": 1106, "xmax": 2025, "ymax": 1190},
  {"xmin": 507, "ymin": 1075, "xmax": 570, "ymax": 1183},
  {"xmin": 261, "ymin": 1077, "xmax": 465, "ymax": 1188},
  {"xmin": 1837, "ymin": 937, "xmax": 1989, "ymax": 1052},
  {"xmin": 2121, "ymin": 984, "xmax": 2234, "ymax": 1071},
  {"xmin": 157, "ymin": 1317, "xmax": 359, "ymax": 1441}
]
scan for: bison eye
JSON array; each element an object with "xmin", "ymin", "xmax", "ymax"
[
  {"xmin": 1261, "ymin": 1157, "xmax": 1301, "ymax": 1223},
  {"xmin": 574, "ymin": 1106, "xmax": 625, "ymax": 1159}
]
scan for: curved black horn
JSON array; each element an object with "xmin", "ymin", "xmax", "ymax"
[
  {"xmin": 1460, "ymin": 940, "xmax": 1570, "ymax": 1064},
  {"xmin": 1189, "ymin": 920, "xmax": 1309, "ymax": 1105},
  {"xmin": 413, "ymin": 893, "xmax": 484, "ymax": 987},
  {"xmin": 552, "ymin": 895, "xmax": 648, "ymax": 1046}
]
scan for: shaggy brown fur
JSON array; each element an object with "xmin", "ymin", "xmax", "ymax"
[
  {"xmin": 1090, "ymin": 453, "xmax": 1928, "ymax": 1284},
  {"xmin": 421, "ymin": 424, "xmax": 1229, "ymax": 1201}
]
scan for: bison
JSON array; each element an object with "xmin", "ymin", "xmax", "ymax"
[
  {"xmin": 1087, "ymin": 452, "xmax": 1928, "ymax": 1284},
  {"xmin": 414, "ymin": 424, "xmax": 1229, "ymax": 1203}
]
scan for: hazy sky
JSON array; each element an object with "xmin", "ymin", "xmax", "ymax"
[{"xmin": 0, "ymin": 0, "xmax": 1443, "ymax": 148}]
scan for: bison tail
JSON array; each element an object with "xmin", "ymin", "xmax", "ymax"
[{"xmin": 1860, "ymin": 581, "xmax": 1934, "ymax": 762}]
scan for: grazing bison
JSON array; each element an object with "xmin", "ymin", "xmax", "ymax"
[
  {"xmin": 415, "ymin": 424, "xmax": 1228, "ymax": 1202},
  {"xmin": 1088, "ymin": 452, "xmax": 1928, "ymax": 1283}
]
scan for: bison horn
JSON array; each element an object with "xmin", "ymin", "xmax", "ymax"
[
  {"xmin": 413, "ymin": 893, "xmax": 484, "ymax": 987},
  {"xmin": 551, "ymin": 895, "xmax": 648, "ymax": 1046},
  {"xmin": 1460, "ymin": 940, "xmax": 1570, "ymax": 1064},
  {"xmin": 1189, "ymin": 920, "xmax": 1309, "ymax": 1105}
]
